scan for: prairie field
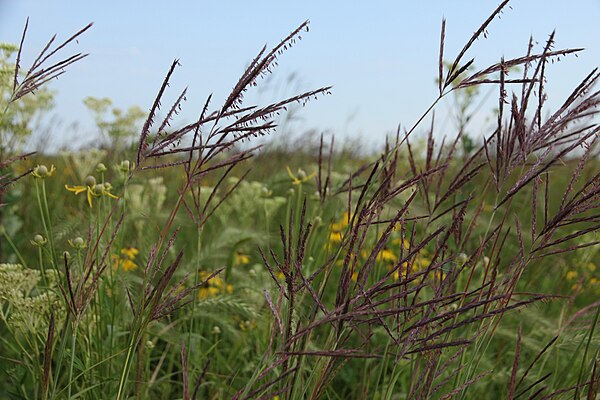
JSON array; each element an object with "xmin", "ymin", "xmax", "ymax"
[{"xmin": 0, "ymin": 2, "xmax": 599, "ymax": 399}]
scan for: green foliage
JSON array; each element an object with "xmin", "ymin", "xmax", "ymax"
[
  {"xmin": 83, "ymin": 96, "xmax": 145, "ymax": 150},
  {"xmin": 0, "ymin": 43, "xmax": 54, "ymax": 153},
  {"xmin": 1, "ymin": 8, "xmax": 599, "ymax": 400}
]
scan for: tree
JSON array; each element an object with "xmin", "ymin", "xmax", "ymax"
[
  {"xmin": 0, "ymin": 20, "xmax": 92, "ymax": 259},
  {"xmin": 0, "ymin": 43, "xmax": 55, "ymax": 153},
  {"xmin": 83, "ymin": 96, "xmax": 145, "ymax": 151}
]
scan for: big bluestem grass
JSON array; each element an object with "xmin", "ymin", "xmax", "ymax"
[{"xmin": 0, "ymin": 1, "xmax": 599, "ymax": 399}]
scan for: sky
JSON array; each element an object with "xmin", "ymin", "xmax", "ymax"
[{"xmin": 1, "ymin": 1, "xmax": 599, "ymax": 150}]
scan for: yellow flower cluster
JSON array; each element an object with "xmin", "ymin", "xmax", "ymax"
[
  {"xmin": 328, "ymin": 212, "xmax": 351, "ymax": 247},
  {"xmin": 233, "ymin": 252, "xmax": 250, "ymax": 266},
  {"xmin": 566, "ymin": 262, "xmax": 598, "ymax": 292},
  {"xmin": 327, "ymin": 212, "xmax": 443, "ymax": 282},
  {"xmin": 198, "ymin": 271, "xmax": 233, "ymax": 300},
  {"xmin": 112, "ymin": 247, "xmax": 139, "ymax": 272}
]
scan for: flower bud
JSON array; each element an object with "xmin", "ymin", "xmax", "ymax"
[
  {"xmin": 118, "ymin": 160, "xmax": 133, "ymax": 173},
  {"xmin": 35, "ymin": 165, "xmax": 48, "ymax": 176},
  {"xmin": 85, "ymin": 176, "xmax": 97, "ymax": 187},
  {"xmin": 296, "ymin": 169, "xmax": 307, "ymax": 180},
  {"xmin": 32, "ymin": 164, "xmax": 56, "ymax": 179},
  {"xmin": 93, "ymin": 184, "xmax": 105, "ymax": 195},
  {"xmin": 96, "ymin": 163, "xmax": 107, "ymax": 173},
  {"xmin": 31, "ymin": 234, "xmax": 47, "ymax": 247},
  {"xmin": 260, "ymin": 187, "xmax": 272, "ymax": 197},
  {"xmin": 69, "ymin": 237, "xmax": 86, "ymax": 249}
]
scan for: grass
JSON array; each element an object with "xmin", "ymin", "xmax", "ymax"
[{"xmin": 0, "ymin": 1, "xmax": 599, "ymax": 399}]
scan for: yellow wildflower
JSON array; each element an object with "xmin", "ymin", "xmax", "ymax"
[
  {"xmin": 121, "ymin": 247, "xmax": 139, "ymax": 259},
  {"xmin": 198, "ymin": 271, "xmax": 233, "ymax": 299},
  {"xmin": 586, "ymin": 263, "xmax": 596, "ymax": 273},
  {"xmin": 434, "ymin": 270, "xmax": 446, "ymax": 281},
  {"xmin": 389, "ymin": 262, "xmax": 409, "ymax": 281},
  {"xmin": 234, "ymin": 252, "xmax": 250, "ymax": 266},
  {"xmin": 327, "ymin": 212, "xmax": 353, "ymax": 250},
  {"xmin": 286, "ymin": 166, "xmax": 316, "ymax": 185},
  {"xmin": 565, "ymin": 271, "xmax": 578, "ymax": 281},
  {"xmin": 239, "ymin": 319, "xmax": 257, "ymax": 331},
  {"xmin": 376, "ymin": 249, "xmax": 397, "ymax": 263},
  {"xmin": 32, "ymin": 164, "xmax": 56, "ymax": 179},
  {"xmin": 415, "ymin": 255, "xmax": 431, "ymax": 270},
  {"xmin": 120, "ymin": 259, "xmax": 137, "ymax": 272},
  {"xmin": 65, "ymin": 176, "xmax": 118, "ymax": 208},
  {"xmin": 329, "ymin": 231, "xmax": 343, "ymax": 244},
  {"xmin": 112, "ymin": 246, "xmax": 139, "ymax": 272}
]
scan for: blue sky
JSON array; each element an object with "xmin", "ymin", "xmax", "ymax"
[{"xmin": 1, "ymin": 1, "xmax": 599, "ymax": 149}]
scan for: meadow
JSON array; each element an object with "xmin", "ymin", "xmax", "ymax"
[{"xmin": 1, "ymin": 2, "xmax": 599, "ymax": 399}]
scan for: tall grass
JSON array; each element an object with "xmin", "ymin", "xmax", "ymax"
[{"xmin": 0, "ymin": 1, "xmax": 599, "ymax": 399}]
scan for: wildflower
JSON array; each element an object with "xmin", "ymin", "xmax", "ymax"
[
  {"xmin": 389, "ymin": 262, "xmax": 408, "ymax": 281},
  {"xmin": 434, "ymin": 270, "xmax": 446, "ymax": 281},
  {"xmin": 586, "ymin": 263, "xmax": 596, "ymax": 273},
  {"xmin": 392, "ymin": 237, "xmax": 411, "ymax": 250},
  {"xmin": 286, "ymin": 166, "xmax": 316, "ymax": 185},
  {"xmin": 112, "ymin": 246, "xmax": 139, "ymax": 272},
  {"xmin": 0, "ymin": 264, "xmax": 64, "ymax": 334},
  {"xmin": 211, "ymin": 326, "xmax": 222, "ymax": 335},
  {"xmin": 95, "ymin": 163, "xmax": 107, "ymax": 173},
  {"xmin": 275, "ymin": 271, "xmax": 286, "ymax": 281},
  {"xmin": 260, "ymin": 186, "xmax": 272, "ymax": 198},
  {"xmin": 117, "ymin": 160, "xmax": 134, "ymax": 173},
  {"xmin": 457, "ymin": 253, "xmax": 469, "ymax": 263},
  {"xmin": 30, "ymin": 234, "xmax": 47, "ymax": 247},
  {"xmin": 329, "ymin": 231, "xmax": 343, "ymax": 245},
  {"xmin": 376, "ymin": 249, "xmax": 397, "ymax": 263},
  {"xmin": 121, "ymin": 247, "xmax": 139, "ymax": 259},
  {"xmin": 0, "ymin": 263, "xmax": 41, "ymax": 299},
  {"xmin": 65, "ymin": 176, "xmax": 119, "ymax": 208},
  {"xmin": 330, "ymin": 212, "xmax": 351, "ymax": 232},
  {"xmin": 32, "ymin": 164, "xmax": 56, "ymax": 179},
  {"xmin": 328, "ymin": 212, "xmax": 351, "ymax": 249},
  {"xmin": 121, "ymin": 259, "xmax": 137, "ymax": 272},
  {"xmin": 198, "ymin": 271, "xmax": 233, "ymax": 299},
  {"xmin": 68, "ymin": 237, "xmax": 86, "ymax": 249},
  {"xmin": 415, "ymin": 256, "xmax": 431, "ymax": 270},
  {"xmin": 239, "ymin": 319, "xmax": 257, "ymax": 331},
  {"xmin": 566, "ymin": 271, "xmax": 578, "ymax": 281},
  {"xmin": 234, "ymin": 252, "xmax": 250, "ymax": 266}
]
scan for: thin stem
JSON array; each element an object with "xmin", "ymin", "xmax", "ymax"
[
  {"xmin": 67, "ymin": 326, "xmax": 78, "ymax": 400},
  {"xmin": 116, "ymin": 329, "xmax": 140, "ymax": 400},
  {"xmin": 1, "ymin": 229, "xmax": 27, "ymax": 266},
  {"xmin": 41, "ymin": 179, "xmax": 58, "ymax": 267}
]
